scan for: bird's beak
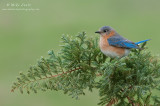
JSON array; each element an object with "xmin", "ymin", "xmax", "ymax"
[{"xmin": 95, "ymin": 31, "xmax": 101, "ymax": 34}]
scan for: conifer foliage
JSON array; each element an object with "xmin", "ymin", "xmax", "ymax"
[{"xmin": 11, "ymin": 32, "xmax": 160, "ymax": 106}]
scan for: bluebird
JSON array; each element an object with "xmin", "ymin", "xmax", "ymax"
[{"xmin": 95, "ymin": 26, "xmax": 151, "ymax": 58}]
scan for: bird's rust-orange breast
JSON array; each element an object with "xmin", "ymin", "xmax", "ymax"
[{"xmin": 99, "ymin": 30, "xmax": 125, "ymax": 57}]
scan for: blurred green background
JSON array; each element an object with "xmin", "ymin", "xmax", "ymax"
[{"xmin": 0, "ymin": 0, "xmax": 160, "ymax": 106}]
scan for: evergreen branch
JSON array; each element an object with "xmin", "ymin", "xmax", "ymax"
[
  {"xmin": 11, "ymin": 67, "xmax": 81, "ymax": 92},
  {"xmin": 11, "ymin": 32, "xmax": 160, "ymax": 106}
]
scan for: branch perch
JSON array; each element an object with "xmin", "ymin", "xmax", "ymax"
[{"xmin": 11, "ymin": 32, "xmax": 160, "ymax": 106}]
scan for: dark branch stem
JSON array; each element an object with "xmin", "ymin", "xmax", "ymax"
[
  {"xmin": 121, "ymin": 86, "xmax": 135, "ymax": 106},
  {"xmin": 127, "ymin": 96, "xmax": 135, "ymax": 106},
  {"xmin": 96, "ymin": 73, "xmax": 102, "ymax": 76}
]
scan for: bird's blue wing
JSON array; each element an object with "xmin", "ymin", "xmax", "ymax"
[{"xmin": 108, "ymin": 35, "xmax": 139, "ymax": 49}]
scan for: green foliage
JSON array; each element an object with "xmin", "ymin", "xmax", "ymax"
[{"xmin": 11, "ymin": 32, "xmax": 160, "ymax": 106}]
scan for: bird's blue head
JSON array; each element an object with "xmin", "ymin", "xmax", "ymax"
[{"xmin": 95, "ymin": 26, "xmax": 115, "ymax": 36}]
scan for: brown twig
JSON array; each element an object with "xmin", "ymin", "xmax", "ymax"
[
  {"xmin": 120, "ymin": 86, "xmax": 135, "ymax": 106},
  {"xmin": 96, "ymin": 73, "xmax": 102, "ymax": 76},
  {"xmin": 126, "ymin": 96, "xmax": 135, "ymax": 106},
  {"xmin": 106, "ymin": 98, "xmax": 118, "ymax": 106}
]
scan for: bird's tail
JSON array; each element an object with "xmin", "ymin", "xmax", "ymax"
[{"xmin": 135, "ymin": 39, "xmax": 151, "ymax": 45}]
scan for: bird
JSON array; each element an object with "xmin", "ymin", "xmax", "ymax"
[{"xmin": 95, "ymin": 26, "xmax": 151, "ymax": 58}]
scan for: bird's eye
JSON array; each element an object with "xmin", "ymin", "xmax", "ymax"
[{"xmin": 103, "ymin": 30, "xmax": 106, "ymax": 32}]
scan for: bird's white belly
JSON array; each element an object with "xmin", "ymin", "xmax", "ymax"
[
  {"xmin": 124, "ymin": 49, "xmax": 130, "ymax": 57},
  {"xmin": 101, "ymin": 49, "xmax": 119, "ymax": 58},
  {"xmin": 101, "ymin": 49, "xmax": 130, "ymax": 58}
]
